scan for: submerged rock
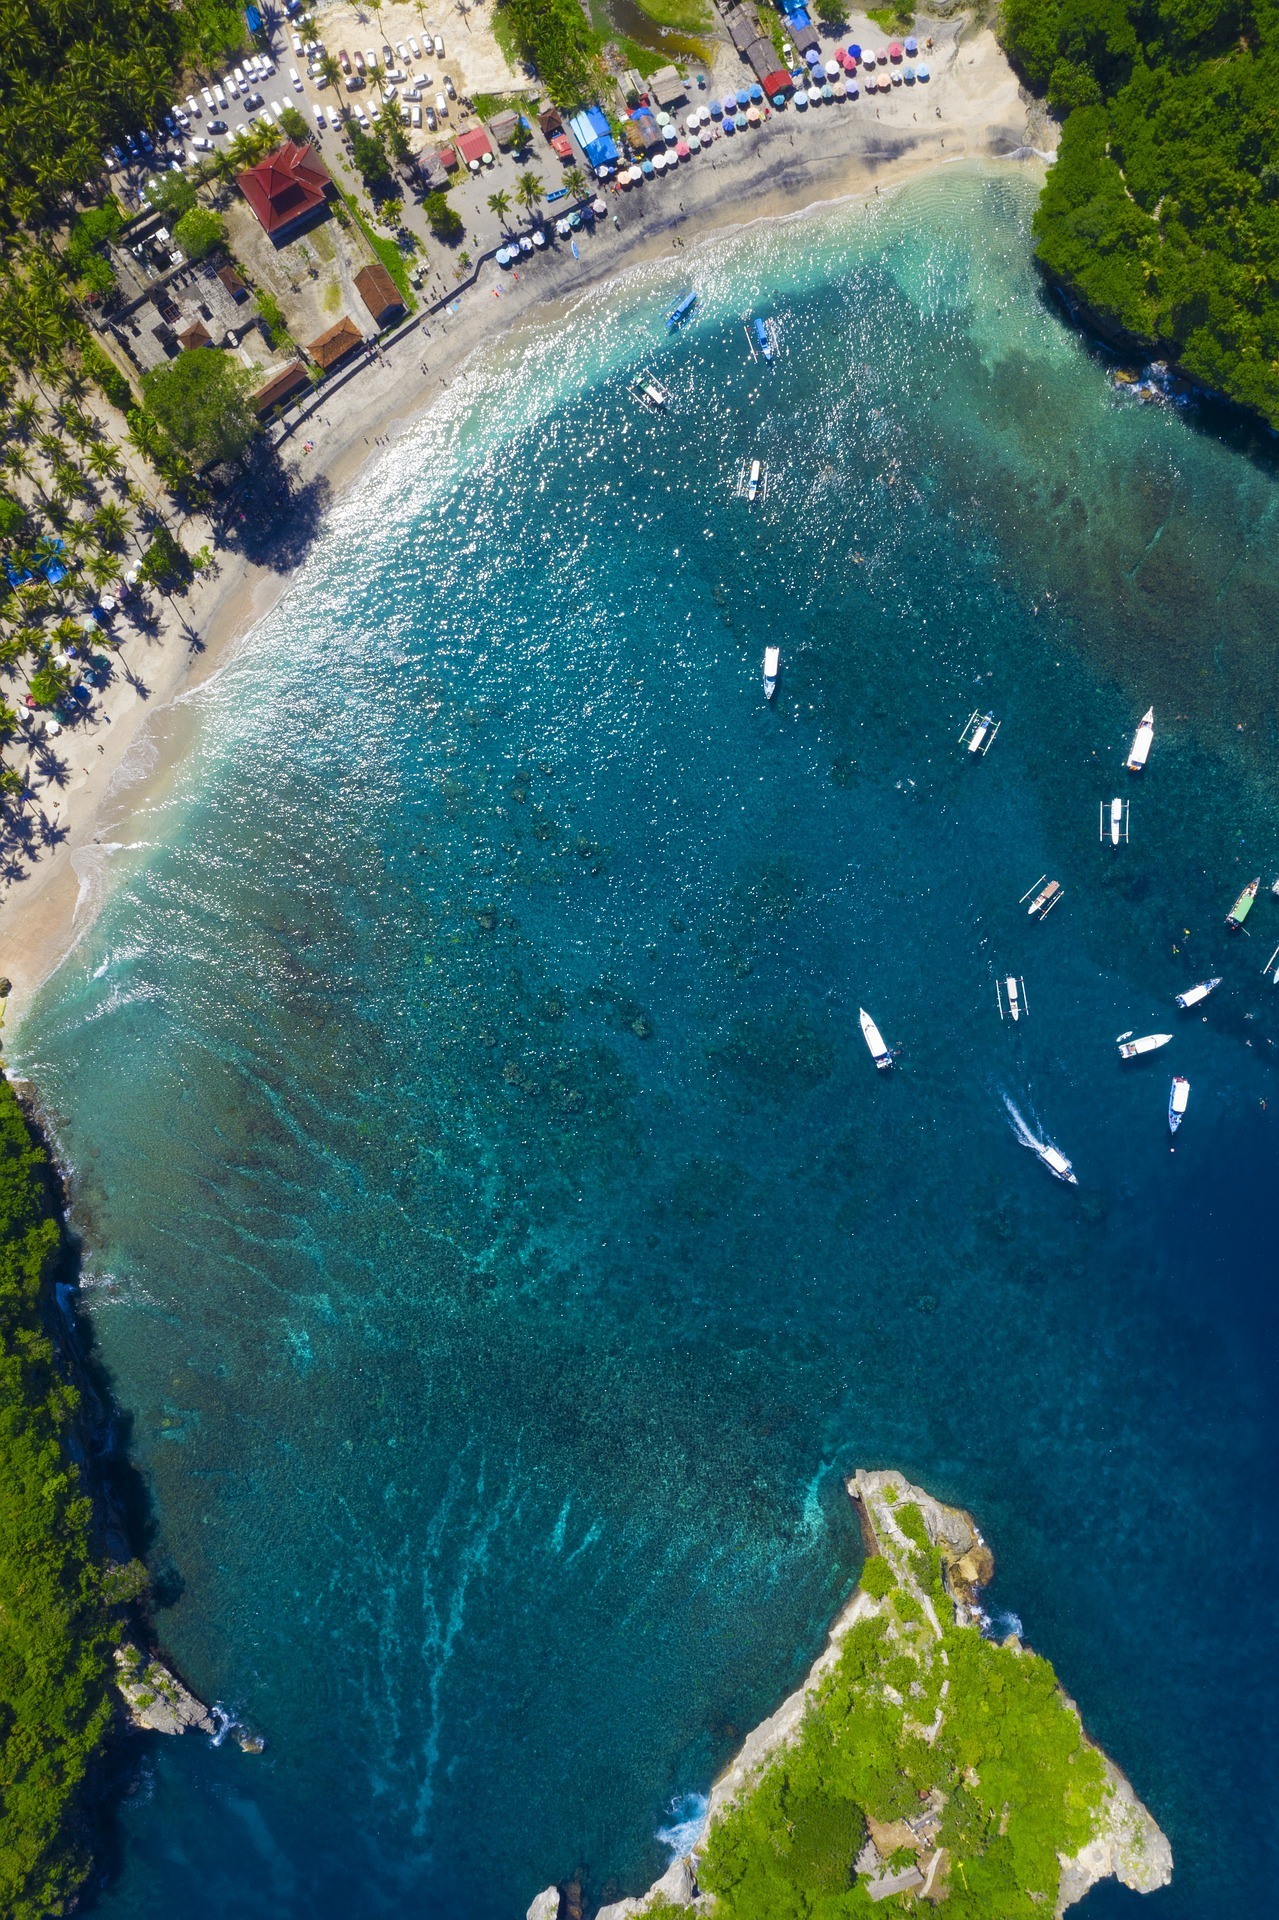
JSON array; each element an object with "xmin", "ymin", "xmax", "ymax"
[{"xmin": 114, "ymin": 1644, "xmax": 215, "ymax": 1737}]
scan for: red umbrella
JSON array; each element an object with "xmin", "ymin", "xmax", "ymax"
[{"xmin": 888, "ymin": 39, "xmax": 904, "ymax": 57}]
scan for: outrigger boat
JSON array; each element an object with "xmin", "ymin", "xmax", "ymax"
[
  {"xmin": 1020, "ymin": 875, "xmax": 1063, "ymax": 920},
  {"xmin": 762, "ymin": 645, "xmax": 779, "ymax": 701},
  {"xmin": 747, "ymin": 458, "xmax": 762, "ymax": 504},
  {"xmin": 1116, "ymin": 1031, "xmax": 1172, "ymax": 1060},
  {"xmin": 632, "ymin": 376, "xmax": 671, "ymax": 411},
  {"xmin": 859, "ymin": 1007, "xmax": 892, "ymax": 1070},
  {"xmin": 960, "ymin": 711, "xmax": 1000, "ymax": 758},
  {"xmin": 1101, "ymin": 797, "xmax": 1129, "ymax": 846},
  {"xmin": 1126, "ymin": 707, "xmax": 1154, "ymax": 772},
  {"xmin": 749, "ymin": 315, "xmax": 775, "ymax": 363},
  {"xmin": 665, "ymin": 289, "xmax": 697, "ymax": 332},
  {"xmin": 1226, "ymin": 877, "xmax": 1259, "ymax": 929},
  {"xmin": 1168, "ymin": 1075, "xmax": 1190, "ymax": 1133},
  {"xmin": 1263, "ymin": 945, "xmax": 1279, "ymax": 986},
  {"xmin": 996, "ymin": 975, "xmax": 1027, "ymax": 1023},
  {"xmin": 1176, "ymin": 978, "xmax": 1220, "ymax": 1009}
]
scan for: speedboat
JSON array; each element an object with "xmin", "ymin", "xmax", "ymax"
[
  {"xmin": 1226, "ymin": 878, "xmax": 1259, "ymax": 929},
  {"xmin": 1126, "ymin": 707, "xmax": 1154, "ymax": 772},
  {"xmin": 1036, "ymin": 1141, "xmax": 1077, "ymax": 1184},
  {"xmin": 762, "ymin": 645, "xmax": 779, "ymax": 701},
  {"xmin": 747, "ymin": 458, "xmax": 761, "ymax": 503},
  {"xmin": 1116, "ymin": 1032, "xmax": 1172, "ymax": 1059},
  {"xmin": 1175, "ymin": 978, "xmax": 1220, "ymax": 1009},
  {"xmin": 1168, "ymin": 1075, "xmax": 1190, "ymax": 1133},
  {"xmin": 859, "ymin": 1007, "xmax": 892, "ymax": 1069}
]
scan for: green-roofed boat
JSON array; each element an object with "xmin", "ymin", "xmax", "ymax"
[{"xmin": 1226, "ymin": 877, "xmax": 1259, "ymax": 930}]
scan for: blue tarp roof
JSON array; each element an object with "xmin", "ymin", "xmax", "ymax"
[
  {"xmin": 245, "ymin": 4, "xmax": 263, "ymax": 31},
  {"xmin": 569, "ymin": 106, "xmax": 619, "ymax": 167}
]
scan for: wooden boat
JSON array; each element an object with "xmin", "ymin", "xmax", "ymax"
[
  {"xmin": 960, "ymin": 710, "xmax": 999, "ymax": 757},
  {"xmin": 747, "ymin": 458, "xmax": 762, "ymax": 504},
  {"xmin": 997, "ymin": 975, "xmax": 1026, "ymax": 1023},
  {"xmin": 751, "ymin": 315, "xmax": 774, "ymax": 363},
  {"xmin": 1023, "ymin": 877, "xmax": 1062, "ymax": 920},
  {"xmin": 859, "ymin": 1007, "xmax": 892, "ymax": 1070},
  {"xmin": 1175, "ymin": 978, "xmax": 1220, "ymax": 1009},
  {"xmin": 762, "ymin": 646, "xmax": 779, "ymax": 701},
  {"xmin": 1126, "ymin": 707, "xmax": 1154, "ymax": 772},
  {"xmin": 1225, "ymin": 877, "xmax": 1259, "ymax": 929},
  {"xmin": 1108, "ymin": 797, "xmax": 1125, "ymax": 846},
  {"xmin": 1168, "ymin": 1075, "xmax": 1190, "ymax": 1133},
  {"xmin": 1116, "ymin": 1031, "xmax": 1172, "ymax": 1059},
  {"xmin": 665, "ymin": 289, "xmax": 697, "ymax": 331}
]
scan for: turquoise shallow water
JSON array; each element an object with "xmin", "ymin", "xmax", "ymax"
[{"xmin": 15, "ymin": 168, "xmax": 1279, "ymax": 1915}]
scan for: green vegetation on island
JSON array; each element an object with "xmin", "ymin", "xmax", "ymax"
[
  {"xmin": 496, "ymin": 0, "xmax": 605, "ymax": 109},
  {"xmin": 683, "ymin": 1472, "xmax": 1168, "ymax": 1917},
  {"xmin": 0, "ymin": 1074, "xmax": 117, "ymax": 1918},
  {"xmin": 1000, "ymin": 0, "xmax": 1279, "ymax": 424}
]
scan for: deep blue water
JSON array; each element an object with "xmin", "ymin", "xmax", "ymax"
[{"xmin": 15, "ymin": 169, "xmax": 1279, "ymax": 1916}]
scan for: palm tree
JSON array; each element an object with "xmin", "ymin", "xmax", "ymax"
[
  {"xmin": 515, "ymin": 171, "xmax": 544, "ymax": 221},
  {"xmin": 92, "ymin": 502, "xmax": 129, "ymax": 550},
  {"xmin": 367, "ymin": 62, "xmax": 385, "ymax": 101},
  {"xmin": 319, "ymin": 51, "xmax": 343, "ymax": 100},
  {"xmin": 563, "ymin": 166, "xmax": 587, "ymax": 202},
  {"xmin": 10, "ymin": 398, "xmax": 42, "ymax": 441},
  {"xmin": 86, "ymin": 443, "xmax": 122, "ymax": 484},
  {"xmin": 486, "ymin": 188, "xmax": 512, "ymax": 228}
]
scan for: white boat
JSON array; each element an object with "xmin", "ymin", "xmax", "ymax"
[
  {"xmin": 960, "ymin": 709, "xmax": 1000, "ymax": 757},
  {"xmin": 747, "ymin": 458, "xmax": 762, "ymax": 503},
  {"xmin": 1024, "ymin": 877, "xmax": 1062, "ymax": 919},
  {"xmin": 1168, "ymin": 1075, "xmax": 1190, "ymax": 1133},
  {"xmin": 1109, "ymin": 797, "xmax": 1125, "ymax": 846},
  {"xmin": 1005, "ymin": 976, "xmax": 1022, "ymax": 1022},
  {"xmin": 762, "ymin": 645, "xmax": 779, "ymax": 701},
  {"xmin": 1035, "ymin": 1141, "xmax": 1077, "ymax": 1185},
  {"xmin": 1175, "ymin": 978, "xmax": 1220, "ymax": 1009},
  {"xmin": 1116, "ymin": 1031, "xmax": 1172, "ymax": 1059},
  {"xmin": 859, "ymin": 1007, "xmax": 892, "ymax": 1070},
  {"xmin": 1126, "ymin": 707, "xmax": 1154, "ymax": 772}
]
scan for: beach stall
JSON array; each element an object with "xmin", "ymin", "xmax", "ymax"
[{"xmin": 568, "ymin": 106, "xmax": 620, "ymax": 172}]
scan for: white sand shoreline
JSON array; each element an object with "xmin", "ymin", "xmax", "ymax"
[{"xmin": 0, "ymin": 20, "xmax": 1049, "ymax": 1027}]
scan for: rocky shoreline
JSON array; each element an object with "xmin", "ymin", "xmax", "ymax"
[{"xmin": 529, "ymin": 1470, "xmax": 1172, "ymax": 1920}]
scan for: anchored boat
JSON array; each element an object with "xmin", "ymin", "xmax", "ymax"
[
  {"xmin": 1101, "ymin": 797, "xmax": 1129, "ymax": 846},
  {"xmin": 762, "ymin": 645, "xmax": 779, "ymax": 701},
  {"xmin": 1226, "ymin": 878, "xmax": 1259, "ymax": 929},
  {"xmin": 1176, "ymin": 978, "xmax": 1220, "ymax": 1009},
  {"xmin": 750, "ymin": 315, "xmax": 774, "ymax": 363},
  {"xmin": 859, "ymin": 1007, "xmax": 892, "ymax": 1070},
  {"xmin": 1116, "ymin": 1031, "xmax": 1172, "ymax": 1060},
  {"xmin": 960, "ymin": 710, "xmax": 1000, "ymax": 757},
  {"xmin": 1168, "ymin": 1075, "xmax": 1190, "ymax": 1133},
  {"xmin": 747, "ymin": 458, "xmax": 762, "ymax": 504},
  {"xmin": 665, "ymin": 290, "xmax": 697, "ymax": 332},
  {"xmin": 1021, "ymin": 876, "xmax": 1063, "ymax": 920},
  {"xmin": 1126, "ymin": 707, "xmax": 1154, "ymax": 772},
  {"xmin": 996, "ymin": 975, "xmax": 1027, "ymax": 1023},
  {"xmin": 632, "ymin": 376, "xmax": 671, "ymax": 411}
]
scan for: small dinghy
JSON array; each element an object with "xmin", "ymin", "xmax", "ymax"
[
  {"xmin": 1176, "ymin": 978, "xmax": 1220, "ymax": 1009},
  {"xmin": 762, "ymin": 645, "xmax": 779, "ymax": 701},
  {"xmin": 1126, "ymin": 707, "xmax": 1154, "ymax": 772},
  {"xmin": 1168, "ymin": 1075, "xmax": 1190, "ymax": 1133},
  {"xmin": 1116, "ymin": 1031, "xmax": 1172, "ymax": 1059},
  {"xmin": 1226, "ymin": 877, "xmax": 1259, "ymax": 929},
  {"xmin": 859, "ymin": 1007, "xmax": 892, "ymax": 1069}
]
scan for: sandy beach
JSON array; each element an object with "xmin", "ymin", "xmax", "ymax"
[{"xmin": 0, "ymin": 18, "xmax": 1049, "ymax": 1022}]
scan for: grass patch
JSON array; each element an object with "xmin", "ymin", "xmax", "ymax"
[
  {"xmin": 627, "ymin": 0, "xmax": 712, "ymax": 30},
  {"xmin": 473, "ymin": 90, "xmax": 539, "ymax": 120},
  {"xmin": 344, "ymin": 197, "xmax": 417, "ymax": 312},
  {"xmin": 866, "ymin": 5, "xmax": 915, "ymax": 30}
]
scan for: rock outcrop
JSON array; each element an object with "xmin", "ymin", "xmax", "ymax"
[
  {"xmin": 114, "ymin": 1643, "xmax": 215, "ymax": 1736},
  {"xmin": 530, "ymin": 1469, "xmax": 1172, "ymax": 1919}
]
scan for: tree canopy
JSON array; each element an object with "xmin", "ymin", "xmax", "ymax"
[
  {"xmin": 142, "ymin": 348, "xmax": 255, "ymax": 468},
  {"xmin": 1001, "ymin": 0, "xmax": 1279, "ymax": 423}
]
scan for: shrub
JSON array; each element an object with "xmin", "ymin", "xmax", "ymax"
[
  {"xmin": 172, "ymin": 206, "xmax": 227, "ymax": 262},
  {"xmin": 858, "ymin": 1552, "xmax": 895, "ymax": 1599}
]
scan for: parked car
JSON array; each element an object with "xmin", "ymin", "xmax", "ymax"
[
  {"xmin": 208, "ymin": 118, "xmax": 228, "ymax": 134},
  {"xmin": 192, "ymin": 134, "xmax": 213, "ymax": 150},
  {"xmin": 174, "ymin": 107, "xmax": 190, "ymax": 128},
  {"xmin": 314, "ymin": 103, "xmax": 326, "ymax": 126},
  {"xmin": 186, "ymin": 93, "xmax": 201, "ymax": 116},
  {"xmin": 408, "ymin": 35, "xmax": 421, "ymax": 56},
  {"xmin": 433, "ymin": 33, "xmax": 444, "ymax": 56},
  {"xmin": 435, "ymin": 92, "xmax": 447, "ymax": 118},
  {"xmin": 365, "ymin": 48, "xmax": 377, "ymax": 70},
  {"xmin": 104, "ymin": 145, "xmax": 122, "ymax": 169},
  {"xmin": 352, "ymin": 48, "xmax": 365, "ymax": 72},
  {"xmin": 443, "ymin": 73, "xmax": 455, "ymax": 98},
  {"xmin": 225, "ymin": 75, "xmax": 239, "ymax": 98},
  {"xmin": 396, "ymin": 40, "xmax": 409, "ymax": 59},
  {"xmin": 244, "ymin": 91, "xmax": 264, "ymax": 109},
  {"xmin": 214, "ymin": 83, "xmax": 227, "ymax": 107},
  {"xmin": 424, "ymin": 104, "xmax": 436, "ymax": 130},
  {"xmin": 338, "ymin": 48, "xmax": 351, "ymax": 71},
  {"xmin": 291, "ymin": 31, "xmax": 303, "ymax": 51},
  {"xmin": 201, "ymin": 86, "xmax": 214, "ymax": 108},
  {"xmin": 289, "ymin": 66, "xmax": 302, "ymax": 90},
  {"xmin": 410, "ymin": 104, "xmax": 422, "ymax": 126},
  {"xmin": 382, "ymin": 42, "xmax": 393, "ymax": 60},
  {"xmin": 384, "ymin": 83, "xmax": 398, "ymax": 101},
  {"xmin": 233, "ymin": 64, "xmax": 245, "ymax": 85}
]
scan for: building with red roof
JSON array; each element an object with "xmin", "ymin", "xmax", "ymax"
[
  {"xmin": 455, "ymin": 126, "xmax": 493, "ymax": 166},
  {"xmin": 237, "ymin": 140, "xmax": 333, "ymax": 243}
]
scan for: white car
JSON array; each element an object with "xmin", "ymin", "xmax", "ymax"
[
  {"xmin": 433, "ymin": 34, "xmax": 444, "ymax": 56},
  {"xmin": 410, "ymin": 104, "xmax": 422, "ymax": 126},
  {"xmin": 186, "ymin": 93, "xmax": 201, "ymax": 116},
  {"xmin": 396, "ymin": 40, "xmax": 408, "ymax": 59},
  {"xmin": 384, "ymin": 83, "xmax": 398, "ymax": 101},
  {"xmin": 233, "ymin": 64, "xmax": 244, "ymax": 84},
  {"xmin": 214, "ymin": 83, "xmax": 227, "ymax": 106},
  {"xmin": 357, "ymin": 107, "xmax": 370, "ymax": 127},
  {"xmin": 314, "ymin": 103, "xmax": 326, "ymax": 126},
  {"xmin": 192, "ymin": 134, "xmax": 213, "ymax": 151},
  {"xmin": 292, "ymin": 31, "xmax": 303, "ymax": 51},
  {"xmin": 408, "ymin": 35, "xmax": 421, "ymax": 57},
  {"xmin": 435, "ymin": 92, "xmax": 447, "ymax": 117},
  {"xmin": 365, "ymin": 48, "xmax": 377, "ymax": 69},
  {"xmin": 290, "ymin": 65, "xmax": 302, "ymax": 89},
  {"xmin": 201, "ymin": 85, "xmax": 214, "ymax": 108}
]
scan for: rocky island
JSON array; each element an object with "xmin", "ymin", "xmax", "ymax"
[{"xmin": 530, "ymin": 1471, "xmax": 1171, "ymax": 1919}]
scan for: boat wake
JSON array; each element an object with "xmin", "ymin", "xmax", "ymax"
[
  {"xmin": 657, "ymin": 1791, "xmax": 709, "ymax": 1859},
  {"xmin": 1001, "ymin": 1093, "xmax": 1077, "ymax": 1183},
  {"xmin": 1001, "ymin": 1093, "xmax": 1044, "ymax": 1154}
]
